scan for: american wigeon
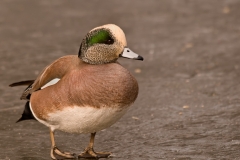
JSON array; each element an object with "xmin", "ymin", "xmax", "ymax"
[{"xmin": 10, "ymin": 24, "xmax": 143, "ymax": 159}]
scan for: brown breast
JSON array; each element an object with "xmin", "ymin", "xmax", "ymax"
[{"xmin": 31, "ymin": 62, "xmax": 138, "ymax": 120}]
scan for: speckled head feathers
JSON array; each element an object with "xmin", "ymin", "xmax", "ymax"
[{"xmin": 78, "ymin": 24, "xmax": 127, "ymax": 65}]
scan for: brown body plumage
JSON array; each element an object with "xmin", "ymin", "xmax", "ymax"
[{"xmin": 30, "ymin": 55, "xmax": 138, "ymax": 121}]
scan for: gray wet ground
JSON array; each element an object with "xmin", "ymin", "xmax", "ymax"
[{"xmin": 1, "ymin": 0, "xmax": 240, "ymax": 159}]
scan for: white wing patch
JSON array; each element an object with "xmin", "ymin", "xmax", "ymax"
[{"xmin": 41, "ymin": 78, "xmax": 60, "ymax": 89}]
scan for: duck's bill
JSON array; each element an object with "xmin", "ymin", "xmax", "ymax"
[{"xmin": 120, "ymin": 48, "xmax": 144, "ymax": 61}]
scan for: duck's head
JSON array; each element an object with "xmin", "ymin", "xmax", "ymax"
[{"xmin": 78, "ymin": 24, "xmax": 143, "ymax": 64}]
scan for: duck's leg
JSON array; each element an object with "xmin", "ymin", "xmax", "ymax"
[
  {"xmin": 50, "ymin": 129, "xmax": 76, "ymax": 159},
  {"xmin": 78, "ymin": 132, "xmax": 111, "ymax": 159}
]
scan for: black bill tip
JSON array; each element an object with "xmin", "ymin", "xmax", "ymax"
[{"xmin": 134, "ymin": 55, "xmax": 144, "ymax": 61}]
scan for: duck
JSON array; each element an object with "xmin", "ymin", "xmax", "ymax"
[{"xmin": 9, "ymin": 24, "xmax": 143, "ymax": 159}]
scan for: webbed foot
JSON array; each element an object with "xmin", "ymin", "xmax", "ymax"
[
  {"xmin": 78, "ymin": 147, "xmax": 111, "ymax": 159},
  {"xmin": 51, "ymin": 146, "xmax": 77, "ymax": 159}
]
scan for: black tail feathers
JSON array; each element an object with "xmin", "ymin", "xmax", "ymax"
[
  {"xmin": 16, "ymin": 101, "xmax": 36, "ymax": 123},
  {"xmin": 9, "ymin": 80, "xmax": 34, "ymax": 87}
]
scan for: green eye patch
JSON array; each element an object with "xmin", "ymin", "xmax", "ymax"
[{"xmin": 87, "ymin": 30, "xmax": 114, "ymax": 46}]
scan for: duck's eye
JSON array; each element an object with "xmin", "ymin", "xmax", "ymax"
[{"xmin": 104, "ymin": 38, "xmax": 114, "ymax": 45}]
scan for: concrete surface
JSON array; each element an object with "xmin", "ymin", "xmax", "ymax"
[{"xmin": 1, "ymin": 0, "xmax": 240, "ymax": 159}]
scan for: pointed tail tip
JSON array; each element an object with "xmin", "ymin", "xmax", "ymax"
[
  {"xmin": 9, "ymin": 80, "xmax": 35, "ymax": 87},
  {"xmin": 9, "ymin": 83, "xmax": 15, "ymax": 87},
  {"xmin": 16, "ymin": 117, "xmax": 23, "ymax": 123}
]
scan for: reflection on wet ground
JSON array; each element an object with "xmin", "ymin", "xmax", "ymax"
[{"xmin": 1, "ymin": 0, "xmax": 240, "ymax": 159}]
